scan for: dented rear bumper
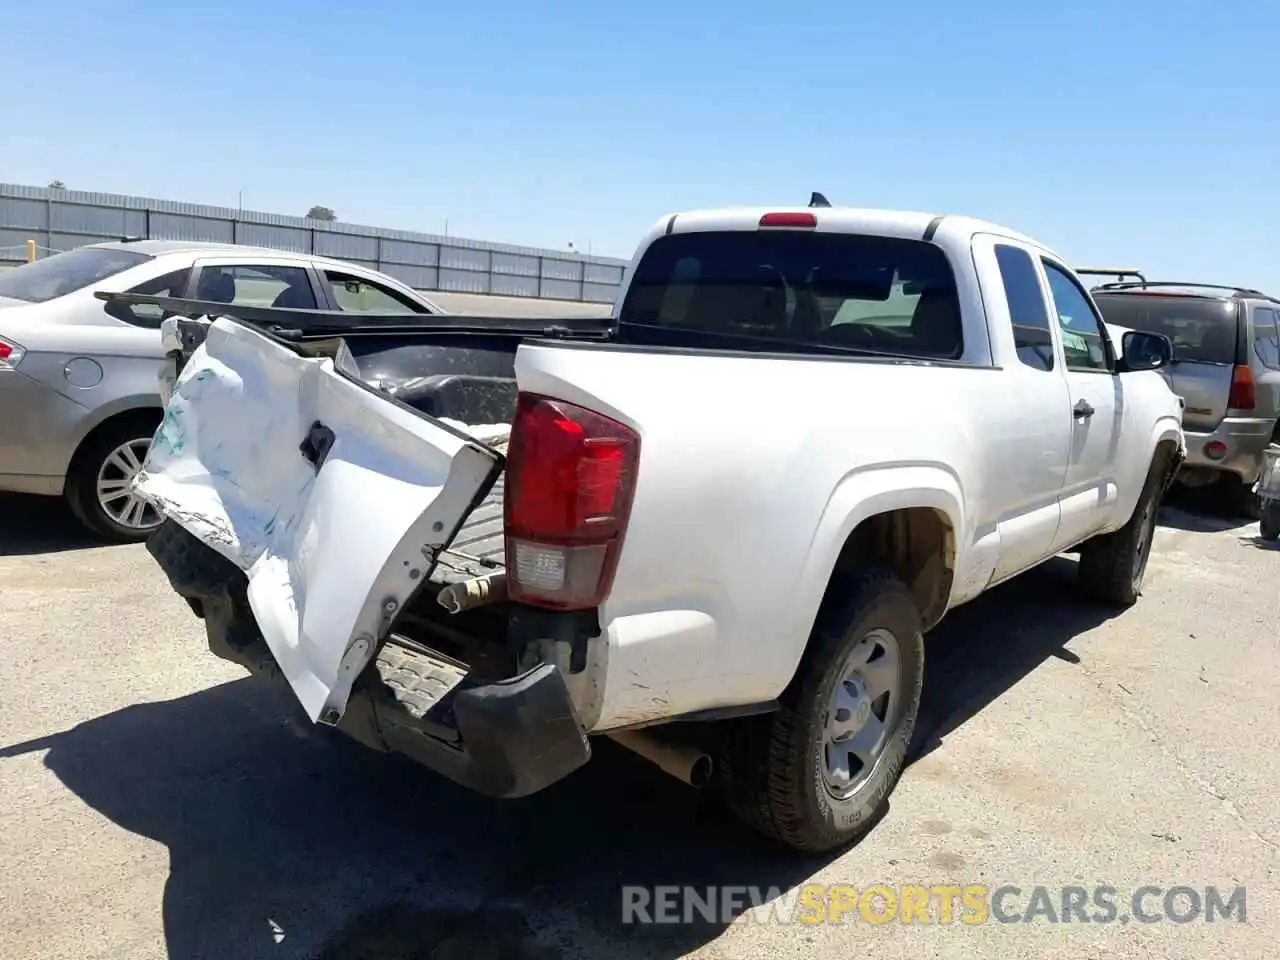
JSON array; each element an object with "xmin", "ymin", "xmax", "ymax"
[
  {"xmin": 148, "ymin": 519, "xmax": 592, "ymax": 798},
  {"xmin": 345, "ymin": 660, "xmax": 592, "ymax": 799}
]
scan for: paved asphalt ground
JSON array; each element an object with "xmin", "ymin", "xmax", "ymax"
[{"xmin": 0, "ymin": 491, "xmax": 1275, "ymax": 960}]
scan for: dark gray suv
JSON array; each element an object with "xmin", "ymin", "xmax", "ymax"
[{"xmin": 1090, "ymin": 281, "xmax": 1280, "ymax": 516}]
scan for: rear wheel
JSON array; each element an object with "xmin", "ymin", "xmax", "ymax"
[
  {"xmin": 1218, "ymin": 473, "xmax": 1262, "ymax": 521},
  {"xmin": 65, "ymin": 420, "xmax": 163, "ymax": 542},
  {"xmin": 719, "ymin": 568, "xmax": 924, "ymax": 853},
  {"xmin": 1260, "ymin": 505, "xmax": 1280, "ymax": 542}
]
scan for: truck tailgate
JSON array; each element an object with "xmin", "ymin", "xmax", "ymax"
[{"xmin": 137, "ymin": 318, "xmax": 503, "ymax": 723}]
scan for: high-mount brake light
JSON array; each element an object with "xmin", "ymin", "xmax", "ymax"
[
  {"xmin": 504, "ymin": 393, "xmax": 640, "ymax": 611},
  {"xmin": 758, "ymin": 212, "xmax": 817, "ymax": 228},
  {"xmin": 1228, "ymin": 364, "xmax": 1256, "ymax": 410}
]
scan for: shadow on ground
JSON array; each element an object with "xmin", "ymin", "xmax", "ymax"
[
  {"xmin": 0, "ymin": 493, "xmax": 103, "ymax": 557},
  {"xmin": 0, "ymin": 550, "xmax": 1138, "ymax": 960}
]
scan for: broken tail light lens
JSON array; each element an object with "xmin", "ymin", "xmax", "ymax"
[{"xmin": 504, "ymin": 392, "xmax": 640, "ymax": 610}]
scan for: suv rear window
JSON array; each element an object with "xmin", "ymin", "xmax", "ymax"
[
  {"xmin": 1092, "ymin": 294, "xmax": 1239, "ymax": 364},
  {"xmin": 0, "ymin": 247, "xmax": 152, "ymax": 304},
  {"xmin": 619, "ymin": 230, "xmax": 962, "ymax": 359}
]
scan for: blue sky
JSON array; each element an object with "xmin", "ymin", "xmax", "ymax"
[{"xmin": 3, "ymin": 1, "xmax": 1278, "ymax": 287}]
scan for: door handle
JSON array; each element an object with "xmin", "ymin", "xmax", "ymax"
[{"xmin": 1073, "ymin": 399, "xmax": 1095, "ymax": 419}]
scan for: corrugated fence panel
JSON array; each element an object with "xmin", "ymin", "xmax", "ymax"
[
  {"xmin": 490, "ymin": 273, "xmax": 540, "ymax": 298},
  {"xmin": 585, "ymin": 262, "xmax": 624, "ymax": 285},
  {"xmin": 51, "ymin": 202, "xmax": 129, "ymax": 237},
  {"xmin": 237, "ymin": 223, "xmax": 311, "ymax": 252},
  {"xmin": 150, "ymin": 212, "xmax": 234, "ymax": 243},
  {"xmin": 314, "ymin": 231, "xmax": 378, "ymax": 261},
  {"xmin": 541, "ymin": 258, "xmax": 583, "ymax": 281},
  {"xmin": 0, "ymin": 197, "xmax": 49, "ymax": 229},
  {"xmin": 440, "ymin": 245, "xmax": 490, "ymax": 273},
  {"xmin": 0, "ymin": 184, "xmax": 630, "ymax": 303},
  {"xmin": 0, "ymin": 228, "xmax": 40, "ymax": 255},
  {"xmin": 582, "ymin": 282, "xmax": 619, "ymax": 303},
  {"xmin": 439, "ymin": 267, "xmax": 491, "ymax": 294},
  {"xmin": 381, "ymin": 239, "xmax": 439, "ymax": 266},
  {"xmin": 380, "ymin": 263, "xmax": 438, "ymax": 289},
  {"xmin": 491, "ymin": 252, "xmax": 539, "ymax": 277},
  {"xmin": 50, "ymin": 233, "xmax": 117, "ymax": 251},
  {"xmin": 540, "ymin": 278, "xmax": 582, "ymax": 300}
]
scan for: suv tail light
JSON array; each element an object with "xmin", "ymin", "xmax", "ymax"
[
  {"xmin": 0, "ymin": 336, "xmax": 24, "ymax": 370},
  {"xmin": 1228, "ymin": 364, "xmax": 1255, "ymax": 410},
  {"xmin": 504, "ymin": 393, "xmax": 640, "ymax": 610}
]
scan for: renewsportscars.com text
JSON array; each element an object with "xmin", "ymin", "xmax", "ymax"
[{"xmin": 621, "ymin": 884, "xmax": 1248, "ymax": 926}]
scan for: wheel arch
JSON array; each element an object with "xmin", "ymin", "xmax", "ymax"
[
  {"xmin": 777, "ymin": 464, "xmax": 964, "ymax": 694},
  {"xmin": 62, "ymin": 399, "xmax": 164, "ymax": 491}
]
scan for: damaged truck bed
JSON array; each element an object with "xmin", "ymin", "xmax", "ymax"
[{"xmin": 113, "ymin": 292, "xmax": 616, "ymax": 799}]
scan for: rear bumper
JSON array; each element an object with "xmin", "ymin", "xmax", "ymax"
[
  {"xmin": 1180, "ymin": 417, "xmax": 1275, "ymax": 482},
  {"xmin": 351, "ymin": 662, "xmax": 592, "ymax": 799},
  {"xmin": 147, "ymin": 521, "xmax": 591, "ymax": 799}
]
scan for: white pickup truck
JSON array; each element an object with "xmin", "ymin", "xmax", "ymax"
[{"xmin": 123, "ymin": 204, "xmax": 1185, "ymax": 853}]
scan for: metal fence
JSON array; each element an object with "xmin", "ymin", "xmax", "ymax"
[{"xmin": 0, "ymin": 183, "xmax": 629, "ymax": 304}]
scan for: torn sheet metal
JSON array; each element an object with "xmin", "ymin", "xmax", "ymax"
[{"xmin": 135, "ymin": 318, "xmax": 501, "ymax": 723}]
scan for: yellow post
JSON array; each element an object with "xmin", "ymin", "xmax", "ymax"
[{"xmin": 25, "ymin": 239, "xmax": 36, "ymax": 262}]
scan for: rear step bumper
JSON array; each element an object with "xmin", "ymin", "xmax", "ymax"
[
  {"xmin": 148, "ymin": 520, "xmax": 591, "ymax": 799},
  {"xmin": 361, "ymin": 658, "xmax": 592, "ymax": 799}
]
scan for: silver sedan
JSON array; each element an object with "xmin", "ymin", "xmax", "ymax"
[{"xmin": 0, "ymin": 240, "xmax": 447, "ymax": 541}]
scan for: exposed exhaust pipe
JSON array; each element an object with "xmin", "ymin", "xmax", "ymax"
[
  {"xmin": 606, "ymin": 729, "xmax": 714, "ymax": 787},
  {"xmin": 437, "ymin": 572, "xmax": 508, "ymax": 614}
]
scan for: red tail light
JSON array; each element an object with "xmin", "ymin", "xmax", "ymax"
[
  {"xmin": 0, "ymin": 336, "xmax": 24, "ymax": 369},
  {"xmin": 504, "ymin": 393, "xmax": 640, "ymax": 610},
  {"xmin": 1228, "ymin": 364, "xmax": 1255, "ymax": 410},
  {"xmin": 759, "ymin": 212, "xmax": 817, "ymax": 228}
]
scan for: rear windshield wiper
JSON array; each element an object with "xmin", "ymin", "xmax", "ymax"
[{"xmin": 95, "ymin": 291, "xmax": 616, "ymax": 341}]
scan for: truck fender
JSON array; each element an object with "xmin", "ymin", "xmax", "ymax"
[{"xmin": 774, "ymin": 463, "xmax": 965, "ymax": 694}]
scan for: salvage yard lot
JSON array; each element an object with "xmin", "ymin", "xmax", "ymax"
[{"xmin": 0, "ymin": 493, "xmax": 1276, "ymax": 960}]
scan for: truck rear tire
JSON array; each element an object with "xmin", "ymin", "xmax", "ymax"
[
  {"xmin": 719, "ymin": 568, "xmax": 924, "ymax": 853},
  {"xmin": 1077, "ymin": 452, "xmax": 1170, "ymax": 607}
]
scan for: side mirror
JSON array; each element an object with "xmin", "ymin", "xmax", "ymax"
[{"xmin": 1120, "ymin": 330, "xmax": 1173, "ymax": 372}]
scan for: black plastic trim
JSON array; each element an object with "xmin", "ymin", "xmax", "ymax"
[
  {"xmin": 372, "ymin": 662, "xmax": 591, "ymax": 799},
  {"xmin": 533, "ymin": 336, "xmax": 1001, "ymax": 371},
  {"xmin": 922, "ymin": 216, "xmax": 945, "ymax": 241}
]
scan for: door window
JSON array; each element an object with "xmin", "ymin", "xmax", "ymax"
[
  {"xmin": 995, "ymin": 244, "xmax": 1054, "ymax": 371},
  {"xmin": 195, "ymin": 265, "xmax": 317, "ymax": 309},
  {"xmin": 1253, "ymin": 307, "xmax": 1280, "ymax": 369},
  {"xmin": 1042, "ymin": 261, "xmax": 1111, "ymax": 372},
  {"xmin": 324, "ymin": 270, "xmax": 428, "ymax": 314},
  {"xmin": 105, "ymin": 269, "xmax": 191, "ymax": 328}
]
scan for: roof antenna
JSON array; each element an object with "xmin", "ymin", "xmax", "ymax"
[{"xmin": 809, "ymin": 192, "xmax": 831, "ymax": 208}]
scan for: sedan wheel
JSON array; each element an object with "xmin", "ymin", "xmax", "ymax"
[
  {"xmin": 65, "ymin": 421, "xmax": 163, "ymax": 542},
  {"xmin": 96, "ymin": 438, "xmax": 161, "ymax": 532}
]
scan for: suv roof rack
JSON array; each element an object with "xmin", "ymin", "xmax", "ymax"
[
  {"xmin": 1090, "ymin": 280, "xmax": 1272, "ymax": 299},
  {"xmin": 1076, "ymin": 266, "xmax": 1146, "ymax": 284}
]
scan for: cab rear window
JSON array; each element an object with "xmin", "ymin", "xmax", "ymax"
[
  {"xmin": 1092, "ymin": 294, "xmax": 1239, "ymax": 364},
  {"xmin": 618, "ymin": 230, "xmax": 963, "ymax": 359},
  {"xmin": 0, "ymin": 247, "xmax": 152, "ymax": 303}
]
